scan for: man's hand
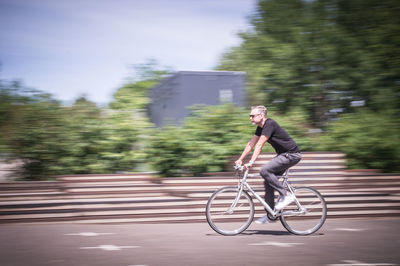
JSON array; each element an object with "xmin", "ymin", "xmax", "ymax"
[
  {"xmin": 234, "ymin": 159, "xmax": 243, "ymax": 166},
  {"xmin": 244, "ymin": 160, "xmax": 255, "ymax": 170},
  {"xmin": 243, "ymin": 163, "xmax": 252, "ymax": 170}
]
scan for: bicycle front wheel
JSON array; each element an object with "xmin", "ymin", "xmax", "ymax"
[
  {"xmin": 206, "ymin": 186, "xmax": 254, "ymax": 236},
  {"xmin": 280, "ymin": 187, "xmax": 327, "ymax": 235}
]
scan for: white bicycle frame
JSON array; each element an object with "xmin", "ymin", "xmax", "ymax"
[{"xmin": 232, "ymin": 167, "xmax": 307, "ymax": 218}]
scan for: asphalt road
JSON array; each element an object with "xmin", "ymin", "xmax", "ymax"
[{"xmin": 0, "ymin": 218, "xmax": 399, "ymax": 266}]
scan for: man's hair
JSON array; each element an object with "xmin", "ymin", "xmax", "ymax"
[{"xmin": 251, "ymin": 105, "xmax": 267, "ymax": 116}]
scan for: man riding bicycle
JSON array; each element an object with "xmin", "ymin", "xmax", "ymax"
[{"xmin": 235, "ymin": 105, "xmax": 302, "ymax": 224}]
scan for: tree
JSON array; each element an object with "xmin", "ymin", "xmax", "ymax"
[
  {"xmin": 217, "ymin": 0, "xmax": 400, "ymax": 126},
  {"xmin": 215, "ymin": 0, "xmax": 400, "ymax": 172}
]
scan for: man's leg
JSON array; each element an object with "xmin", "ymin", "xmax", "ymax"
[
  {"xmin": 263, "ymin": 180, "xmax": 275, "ymax": 209},
  {"xmin": 260, "ymin": 154, "xmax": 290, "ymax": 198},
  {"xmin": 260, "ymin": 153, "xmax": 302, "ymax": 209}
]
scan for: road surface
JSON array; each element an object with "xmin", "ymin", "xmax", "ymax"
[{"xmin": 0, "ymin": 218, "xmax": 399, "ymax": 266}]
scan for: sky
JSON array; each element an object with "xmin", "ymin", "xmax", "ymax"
[{"xmin": 0, "ymin": 0, "xmax": 256, "ymax": 105}]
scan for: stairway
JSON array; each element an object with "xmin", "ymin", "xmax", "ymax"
[{"xmin": 0, "ymin": 152, "xmax": 399, "ymax": 224}]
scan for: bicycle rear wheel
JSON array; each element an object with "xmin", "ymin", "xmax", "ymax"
[
  {"xmin": 206, "ymin": 186, "xmax": 254, "ymax": 236},
  {"xmin": 280, "ymin": 187, "xmax": 327, "ymax": 235}
]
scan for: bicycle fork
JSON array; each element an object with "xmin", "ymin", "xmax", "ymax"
[{"xmin": 227, "ymin": 186, "xmax": 245, "ymax": 214}]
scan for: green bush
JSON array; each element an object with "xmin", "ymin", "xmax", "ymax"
[
  {"xmin": 0, "ymin": 90, "xmax": 142, "ymax": 180},
  {"xmin": 146, "ymin": 126, "xmax": 187, "ymax": 176},
  {"xmin": 322, "ymin": 110, "xmax": 400, "ymax": 172},
  {"xmin": 147, "ymin": 104, "xmax": 252, "ymax": 176},
  {"xmin": 4, "ymin": 83, "xmax": 398, "ymax": 179},
  {"xmin": 146, "ymin": 104, "xmax": 320, "ymax": 177},
  {"xmin": 181, "ymin": 104, "xmax": 253, "ymax": 173}
]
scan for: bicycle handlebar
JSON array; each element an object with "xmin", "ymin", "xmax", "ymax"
[
  {"xmin": 234, "ymin": 164, "xmax": 252, "ymax": 173},
  {"xmin": 234, "ymin": 165, "xmax": 244, "ymax": 171},
  {"xmin": 235, "ymin": 164, "xmax": 259, "ymax": 179}
]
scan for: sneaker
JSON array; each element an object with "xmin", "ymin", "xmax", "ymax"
[
  {"xmin": 274, "ymin": 194, "xmax": 295, "ymax": 210},
  {"xmin": 255, "ymin": 214, "xmax": 276, "ymax": 224}
]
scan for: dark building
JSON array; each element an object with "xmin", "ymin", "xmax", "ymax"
[{"xmin": 149, "ymin": 70, "xmax": 246, "ymax": 127}]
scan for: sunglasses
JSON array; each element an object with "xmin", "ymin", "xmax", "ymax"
[{"xmin": 249, "ymin": 114, "xmax": 260, "ymax": 118}]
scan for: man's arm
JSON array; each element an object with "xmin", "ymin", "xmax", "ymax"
[
  {"xmin": 244, "ymin": 135, "xmax": 268, "ymax": 169},
  {"xmin": 235, "ymin": 135, "xmax": 260, "ymax": 165},
  {"xmin": 250, "ymin": 135, "xmax": 268, "ymax": 162}
]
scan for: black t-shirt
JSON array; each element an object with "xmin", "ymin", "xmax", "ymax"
[{"xmin": 255, "ymin": 118, "xmax": 300, "ymax": 154}]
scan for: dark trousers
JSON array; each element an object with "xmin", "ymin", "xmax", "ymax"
[{"xmin": 259, "ymin": 152, "xmax": 302, "ymax": 209}]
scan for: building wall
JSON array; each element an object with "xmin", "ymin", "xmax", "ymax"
[
  {"xmin": 150, "ymin": 71, "xmax": 246, "ymax": 127},
  {"xmin": 150, "ymin": 74, "xmax": 182, "ymax": 127}
]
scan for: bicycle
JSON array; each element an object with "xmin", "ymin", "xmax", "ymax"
[{"xmin": 205, "ymin": 165, "xmax": 327, "ymax": 236}]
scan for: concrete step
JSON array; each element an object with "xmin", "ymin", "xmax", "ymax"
[
  {"xmin": 1, "ymin": 186, "xmax": 399, "ymax": 222},
  {"xmin": 0, "ymin": 152, "xmax": 399, "ymax": 223},
  {"xmin": 1, "ymin": 202, "xmax": 400, "ymax": 224},
  {"xmin": 1, "ymin": 197, "xmax": 399, "ymax": 216}
]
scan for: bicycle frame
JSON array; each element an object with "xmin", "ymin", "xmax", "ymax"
[{"xmin": 233, "ymin": 168, "xmax": 306, "ymax": 218}]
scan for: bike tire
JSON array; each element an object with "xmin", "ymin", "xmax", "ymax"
[
  {"xmin": 206, "ymin": 186, "xmax": 254, "ymax": 236},
  {"xmin": 279, "ymin": 186, "xmax": 327, "ymax": 235}
]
